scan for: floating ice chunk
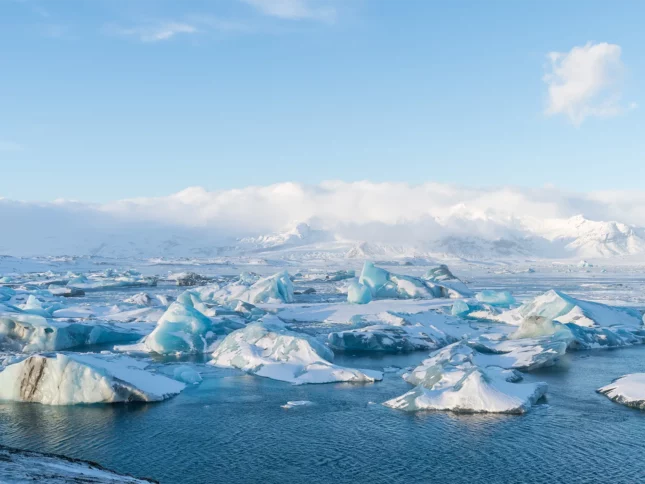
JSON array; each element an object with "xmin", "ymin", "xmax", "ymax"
[
  {"xmin": 0, "ymin": 287, "xmax": 16, "ymax": 302},
  {"xmin": 565, "ymin": 324, "xmax": 645, "ymax": 350},
  {"xmin": 211, "ymin": 317, "xmax": 383, "ymax": 384},
  {"xmin": 124, "ymin": 293, "xmax": 155, "ymax": 306},
  {"xmin": 67, "ymin": 274, "xmax": 157, "ymax": 292},
  {"xmin": 347, "ymin": 281, "xmax": 372, "ymax": 304},
  {"xmin": 47, "ymin": 286, "xmax": 85, "ymax": 297},
  {"xmin": 384, "ymin": 342, "xmax": 547, "ymax": 414},
  {"xmin": 329, "ymin": 322, "xmax": 454, "ymax": 353},
  {"xmin": 423, "ymin": 265, "xmax": 474, "ymax": 297},
  {"xmin": 451, "ymin": 300, "xmax": 470, "ymax": 316},
  {"xmin": 210, "ymin": 271, "xmax": 294, "ymax": 304},
  {"xmin": 172, "ymin": 365, "xmax": 203, "ymax": 385},
  {"xmin": 281, "ymin": 400, "xmax": 313, "ymax": 409},
  {"xmin": 142, "ymin": 299, "xmax": 244, "ymax": 355},
  {"xmin": 495, "ymin": 290, "xmax": 643, "ymax": 328},
  {"xmin": 170, "ymin": 272, "xmax": 211, "ymax": 287},
  {"xmin": 0, "ymin": 314, "xmax": 144, "ymax": 352},
  {"xmin": 0, "ymin": 353, "xmax": 185, "ymax": 405},
  {"xmin": 475, "ymin": 290, "xmax": 516, "ymax": 307},
  {"xmin": 510, "ymin": 314, "xmax": 645, "ymax": 351},
  {"xmin": 509, "ymin": 315, "xmax": 566, "ymax": 339},
  {"xmin": 352, "ymin": 262, "xmax": 470, "ymax": 303},
  {"xmin": 469, "ymin": 335, "xmax": 568, "ymax": 371},
  {"xmin": 597, "ymin": 374, "xmax": 645, "ymax": 410}
]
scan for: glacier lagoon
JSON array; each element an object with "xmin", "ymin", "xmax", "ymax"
[{"xmin": 1, "ymin": 260, "xmax": 645, "ymax": 482}]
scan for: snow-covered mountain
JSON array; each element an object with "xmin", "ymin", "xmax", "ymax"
[
  {"xmin": 2, "ymin": 193, "xmax": 645, "ymax": 262},
  {"xmin": 524, "ymin": 215, "xmax": 645, "ymax": 258}
]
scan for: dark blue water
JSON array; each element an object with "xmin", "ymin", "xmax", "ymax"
[{"xmin": 2, "ymin": 348, "xmax": 645, "ymax": 483}]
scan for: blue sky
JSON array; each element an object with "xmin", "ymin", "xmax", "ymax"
[{"xmin": 1, "ymin": 0, "xmax": 643, "ymax": 202}]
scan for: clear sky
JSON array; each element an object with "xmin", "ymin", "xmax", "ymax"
[{"xmin": 1, "ymin": 0, "xmax": 643, "ymax": 202}]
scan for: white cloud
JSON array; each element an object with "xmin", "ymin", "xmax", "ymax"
[
  {"xmin": 0, "ymin": 140, "xmax": 23, "ymax": 152},
  {"xmin": 110, "ymin": 22, "xmax": 198, "ymax": 42},
  {"xmin": 241, "ymin": 0, "xmax": 336, "ymax": 21},
  {"xmin": 544, "ymin": 42, "xmax": 628, "ymax": 125},
  {"xmin": 4, "ymin": 181, "xmax": 645, "ymax": 256}
]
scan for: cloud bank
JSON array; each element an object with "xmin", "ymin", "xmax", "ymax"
[{"xmin": 544, "ymin": 42, "xmax": 629, "ymax": 125}]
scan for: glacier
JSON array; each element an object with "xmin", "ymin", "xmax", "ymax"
[
  {"xmin": 210, "ymin": 316, "xmax": 383, "ymax": 384},
  {"xmin": 0, "ymin": 353, "xmax": 185, "ymax": 405}
]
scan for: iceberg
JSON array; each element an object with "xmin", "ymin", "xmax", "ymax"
[
  {"xmin": 348, "ymin": 262, "xmax": 471, "ymax": 303},
  {"xmin": 170, "ymin": 271, "xmax": 212, "ymax": 287},
  {"xmin": 210, "ymin": 271, "xmax": 294, "ymax": 304},
  {"xmin": 423, "ymin": 265, "xmax": 474, "ymax": 297},
  {"xmin": 0, "ymin": 353, "xmax": 185, "ymax": 405},
  {"xmin": 347, "ymin": 280, "xmax": 372, "ymax": 304},
  {"xmin": 328, "ymin": 311, "xmax": 460, "ymax": 353},
  {"xmin": 384, "ymin": 342, "xmax": 547, "ymax": 414},
  {"xmin": 0, "ymin": 313, "xmax": 144, "ymax": 352},
  {"xmin": 495, "ymin": 290, "xmax": 644, "ymax": 328},
  {"xmin": 475, "ymin": 290, "xmax": 516, "ymax": 307},
  {"xmin": 211, "ymin": 317, "xmax": 383, "ymax": 384},
  {"xmin": 597, "ymin": 374, "xmax": 645, "ymax": 410},
  {"xmin": 138, "ymin": 297, "xmax": 245, "ymax": 355},
  {"xmin": 171, "ymin": 365, "xmax": 203, "ymax": 385},
  {"xmin": 67, "ymin": 273, "xmax": 157, "ymax": 292}
]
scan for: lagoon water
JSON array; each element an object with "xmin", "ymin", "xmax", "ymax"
[{"xmin": 1, "ymin": 346, "xmax": 645, "ymax": 483}]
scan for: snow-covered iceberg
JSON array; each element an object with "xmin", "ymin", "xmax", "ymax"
[
  {"xmin": 347, "ymin": 280, "xmax": 372, "ymax": 304},
  {"xmin": 125, "ymin": 293, "xmax": 246, "ymax": 355},
  {"xmin": 597, "ymin": 373, "xmax": 645, "ymax": 410},
  {"xmin": 328, "ymin": 311, "xmax": 460, "ymax": 353},
  {"xmin": 209, "ymin": 271, "xmax": 294, "ymax": 305},
  {"xmin": 0, "ymin": 353, "xmax": 185, "ymax": 405},
  {"xmin": 384, "ymin": 342, "xmax": 547, "ymax": 414},
  {"xmin": 211, "ymin": 317, "xmax": 382, "ymax": 384},
  {"xmin": 475, "ymin": 290, "xmax": 516, "ymax": 307},
  {"xmin": 347, "ymin": 262, "xmax": 470, "ymax": 303},
  {"xmin": 423, "ymin": 265, "xmax": 474, "ymax": 297},
  {"xmin": 495, "ymin": 290, "xmax": 643, "ymax": 328},
  {"xmin": 67, "ymin": 272, "xmax": 157, "ymax": 292},
  {"xmin": 0, "ymin": 313, "xmax": 144, "ymax": 352}
]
